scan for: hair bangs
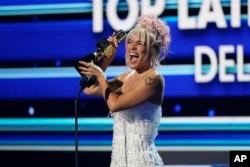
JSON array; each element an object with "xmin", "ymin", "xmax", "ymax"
[{"xmin": 126, "ymin": 26, "xmax": 147, "ymax": 45}]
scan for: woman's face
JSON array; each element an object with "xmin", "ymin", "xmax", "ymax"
[{"xmin": 126, "ymin": 33, "xmax": 149, "ymax": 71}]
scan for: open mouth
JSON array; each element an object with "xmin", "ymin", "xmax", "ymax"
[{"xmin": 130, "ymin": 53, "xmax": 139, "ymax": 63}]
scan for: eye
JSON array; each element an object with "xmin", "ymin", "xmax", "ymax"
[{"xmin": 127, "ymin": 40, "xmax": 132, "ymax": 44}]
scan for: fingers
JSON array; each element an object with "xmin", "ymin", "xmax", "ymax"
[
  {"xmin": 78, "ymin": 65, "xmax": 89, "ymax": 75},
  {"xmin": 78, "ymin": 61, "xmax": 94, "ymax": 68},
  {"xmin": 78, "ymin": 61, "xmax": 92, "ymax": 75},
  {"xmin": 112, "ymin": 32, "xmax": 118, "ymax": 47},
  {"xmin": 113, "ymin": 37, "xmax": 118, "ymax": 48},
  {"xmin": 78, "ymin": 61, "xmax": 100, "ymax": 76},
  {"xmin": 78, "ymin": 61, "xmax": 89, "ymax": 67},
  {"xmin": 107, "ymin": 31, "xmax": 118, "ymax": 48}
]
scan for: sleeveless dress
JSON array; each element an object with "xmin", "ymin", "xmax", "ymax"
[{"xmin": 110, "ymin": 101, "xmax": 164, "ymax": 167}]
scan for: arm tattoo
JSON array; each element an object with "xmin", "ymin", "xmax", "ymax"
[
  {"xmin": 105, "ymin": 78, "xmax": 123, "ymax": 101},
  {"xmin": 108, "ymin": 78, "xmax": 123, "ymax": 91},
  {"xmin": 145, "ymin": 77, "xmax": 156, "ymax": 85}
]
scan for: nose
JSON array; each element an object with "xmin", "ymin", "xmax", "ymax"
[{"xmin": 131, "ymin": 42, "xmax": 137, "ymax": 50}]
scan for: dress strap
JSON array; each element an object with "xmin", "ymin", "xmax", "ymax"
[
  {"xmin": 124, "ymin": 70, "xmax": 135, "ymax": 81},
  {"xmin": 107, "ymin": 111, "xmax": 113, "ymax": 118}
]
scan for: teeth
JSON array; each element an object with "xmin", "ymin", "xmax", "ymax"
[{"xmin": 131, "ymin": 55, "xmax": 138, "ymax": 58}]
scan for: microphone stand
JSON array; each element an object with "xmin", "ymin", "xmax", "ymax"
[
  {"xmin": 74, "ymin": 76, "xmax": 88, "ymax": 167},
  {"xmin": 73, "ymin": 29, "xmax": 126, "ymax": 167}
]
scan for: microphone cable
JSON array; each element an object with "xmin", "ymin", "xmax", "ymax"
[{"xmin": 74, "ymin": 76, "xmax": 88, "ymax": 167}]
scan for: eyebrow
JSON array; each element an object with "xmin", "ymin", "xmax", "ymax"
[{"xmin": 128, "ymin": 39, "xmax": 143, "ymax": 43}]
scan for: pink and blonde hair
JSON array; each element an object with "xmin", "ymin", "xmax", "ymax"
[{"xmin": 125, "ymin": 14, "xmax": 171, "ymax": 67}]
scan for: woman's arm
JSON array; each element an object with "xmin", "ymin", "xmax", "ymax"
[
  {"xmin": 81, "ymin": 32, "xmax": 118, "ymax": 95},
  {"xmin": 79, "ymin": 62, "xmax": 164, "ymax": 112},
  {"xmin": 83, "ymin": 77, "xmax": 123, "ymax": 96},
  {"xmin": 96, "ymin": 71, "xmax": 164, "ymax": 112},
  {"xmin": 103, "ymin": 74, "xmax": 164, "ymax": 112}
]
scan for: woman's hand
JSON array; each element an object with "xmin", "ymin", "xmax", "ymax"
[
  {"xmin": 78, "ymin": 61, "xmax": 106, "ymax": 81},
  {"xmin": 108, "ymin": 32, "xmax": 118, "ymax": 48},
  {"xmin": 102, "ymin": 32, "xmax": 119, "ymax": 59}
]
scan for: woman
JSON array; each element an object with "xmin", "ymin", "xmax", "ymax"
[{"xmin": 78, "ymin": 14, "xmax": 171, "ymax": 167}]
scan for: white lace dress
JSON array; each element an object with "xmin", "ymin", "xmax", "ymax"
[{"xmin": 110, "ymin": 101, "xmax": 164, "ymax": 167}]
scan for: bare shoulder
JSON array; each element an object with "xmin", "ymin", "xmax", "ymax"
[{"xmin": 117, "ymin": 71, "xmax": 132, "ymax": 82}]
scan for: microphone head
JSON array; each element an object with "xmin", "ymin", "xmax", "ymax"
[
  {"xmin": 80, "ymin": 75, "xmax": 97, "ymax": 88},
  {"xmin": 87, "ymin": 75, "xmax": 97, "ymax": 87},
  {"xmin": 80, "ymin": 76, "xmax": 88, "ymax": 87}
]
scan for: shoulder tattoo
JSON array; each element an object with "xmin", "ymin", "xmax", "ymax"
[{"xmin": 145, "ymin": 77, "xmax": 156, "ymax": 85}]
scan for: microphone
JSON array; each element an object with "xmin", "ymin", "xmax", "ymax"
[{"xmin": 74, "ymin": 30, "xmax": 126, "ymax": 87}]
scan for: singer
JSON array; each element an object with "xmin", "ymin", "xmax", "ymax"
[{"xmin": 78, "ymin": 14, "xmax": 171, "ymax": 167}]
